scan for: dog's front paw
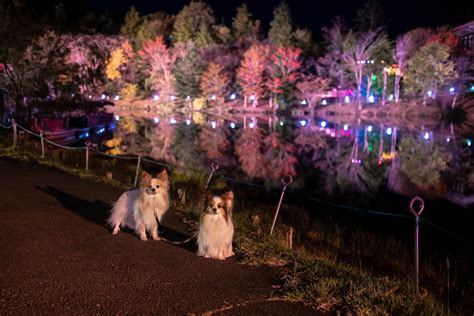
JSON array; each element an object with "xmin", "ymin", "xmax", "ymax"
[
  {"xmin": 140, "ymin": 235, "xmax": 147, "ymax": 241},
  {"xmin": 152, "ymin": 235, "xmax": 160, "ymax": 241}
]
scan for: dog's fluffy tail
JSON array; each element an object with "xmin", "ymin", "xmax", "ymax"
[{"xmin": 107, "ymin": 189, "xmax": 139, "ymax": 229}]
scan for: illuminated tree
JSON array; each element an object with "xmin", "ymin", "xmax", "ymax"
[
  {"xmin": 120, "ymin": 6, "xmax": 141, "ymax": 39},
  {"xmin": 296, "ymin": 75, "xmax": 331, "ymax": 107},
  {"xmin": 404, "ymin": 42, "xmax": 457, "ymax": 104},
  {"xmin": 318, "ymin": 18, "xmax": 349, "ymax": 105},
  {"xmin": 342, "ymin": 29, "xmax": 386, "ymax": 108},
  {"xmin": 145, "ymin": 121, "xmax": 177, "ymax": 164},
  {"xmin": 135, "ymin": 12, "xmax": 174, "ymax": 49},
  {"xmin": 355, "ymin": 0, "xmax": 385, "ymax": 31},
  {"xmin": 266, "ymin": 46, "xmax": 302, "ymax": 108},
  {"xmin": 232, "ymin": 4, "xmax": 258, "ymax": 42},
  {"xmin": 139, "ymin": 36, "xmax": 177, "ymax": 97},
  {"xmin": 200, "ymin": 63, "xmax": 230, "ymax": 105},
  {"xmin": 172, "ymin": 1, "xmax": 216, "ymax": 46},
  {"xmin": 173, "ymin": 44, "xmax": 205, "ymax": 99},
  {"xmin": 268, "ymin": 2, "xmax": 293, "ymax": 47},
  {"xmin": 236, "ymin": 44, "xmax": 269, "ymax": 107}
]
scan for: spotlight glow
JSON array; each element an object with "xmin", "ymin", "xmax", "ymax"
[
  {"xmin": 230, "ymin": 93, "xmax": 236, "ymax": 100},
  {"xmin": 300, "ymin": 100, "xmax": 307, "ymax": 105},
  {"xmin": 114, "ymin": 115, "xmax": 120, "ymax": 121},
  {"xmin": 211, "ymin": 121, "xmax": 217, "ymax": 129},
  {"xmin": 249, "ymin": 122, "xmax": 255, "ymax": 128},
  {"xmin": 344, "ymin": 96, "xmax": 350, "ymax": 103},
  {"xmin": 388, "ymin": 94, "xmax": 394, "ymax": 101},
  {"xmin": 153, "ymin": 95, "xmax": 160, "ymax": 101},
  {"xmin": 211, "ymin": 95, "xmax": 216, "ymax": 100},
  {"xmin": 343, "ymin": 124, "xmax": 349, "ymax": 131},
  {"xmin": 153, "ymin": 117, "xmax": 159, "ymax": 123},
  {"xmin": 170, "ymin": 95, "xmax": 176, "ymax": 101},
  {"xmin": 368, "ymin": 95, "xmax": 375, "ymax": 103},
  {"xmin": 169, "ymin": 118, "xmax": 176, "ymax": 124},
  {"xmin": 386, "ymin": 127, "xmax": 392, "ymax": 135},
  {"xmin": 449, "ymin": 87, "xmax": 455, "ymax": 93},
  {"xmin": 101, "ymin": 94, "xmax": 106, "ymax": 100},
  {"xmin": 185, "ymin": 119, "xmax": 191, "ymax": 125},
  {"xmin": 467, "ymin": 139, "xmax": 472, "ymax": 147},
  {"xmin": 423, "ymin": 132, "xmax": 430, "ymax": 140},
  {"xmin": 230, "ymin": 122, "xmax": 236, "ymax": 129},
  {"xmin": 279, "ymin": 121, "xmax": 284, "ymax": 126},
  {"xmin": 427, "ymin": 90, "xmax": 433, "ymax": 97},
  {"xmin": 299, "ymin": 120, "xmax": 307, "ymax": 127},
  {"xmin": 367, "ymin": 125, "xmax": 373, "ymax": 132},
  {"xmin": 249, "ymin": 94, "xmax": 255, "ymax": 100},
  {"xmin": 322, "ymin": 99, "xmax": 327, "ymax": 105},
  {"xmin": 320, "ymin": 121, "xmax": 327, "ymax": 128},
  {"xmin": 114, "ymin": 95, "xmax": 120, "ymax": 101}
]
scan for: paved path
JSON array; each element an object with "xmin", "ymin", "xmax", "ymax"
[{"xmin": 0, "ymin": 158, "xmax": 316, "ymax": 314}]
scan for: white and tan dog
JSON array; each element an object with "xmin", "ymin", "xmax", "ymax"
[
  {"xmin": 107, "ymin": 170, "xmax": 170, "ymax": 241},
  {"xmin": 197, "ymin": 191, "xmax": 234, "ymax": 260}
]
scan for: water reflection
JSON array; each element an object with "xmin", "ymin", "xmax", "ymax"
[{"xmin": 104, "ymin": 109, "xmax": 473, "ymax": 198}]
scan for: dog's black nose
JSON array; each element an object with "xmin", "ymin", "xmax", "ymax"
[
  {"xmin": 151, "ymin": 188, "xmax": 156, "ymax": 192},
  {"xmin": 212, "ymin": 207, "xmax": 217, "ymax": 212}
]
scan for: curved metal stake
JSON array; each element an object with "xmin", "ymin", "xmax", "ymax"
[
  {"xmin": 12, "ymin": 119, "xmax": 17, "ymax": 147},
  {"xmin": 269, "ymin": 175, "xmax": 293, "ymax": 237},
  {"xmin": 204, "ymin": 162, "xmax": 219, "ymax": 189},
  {"xmin": 409, "ymin": 196, "xmax": 425, "ymax": 294}
]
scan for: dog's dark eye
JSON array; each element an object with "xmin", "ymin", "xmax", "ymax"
[
  {"xmin": 149, "ymin": 185, "xmax": 153, "ymax": 189},
  {"xmin": 217, "ymin": 204, "xmax": 222, "ymax": 208}
]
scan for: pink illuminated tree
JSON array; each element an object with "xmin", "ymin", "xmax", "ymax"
[
  {"xmin": 235, "ymin": 127, "xmax": 267, "ymax": 178},
  {"xmin": 236, "ymin": 44, "xmax": 269, "ymax": 107},
  {"xmin": 139, "ymin": 35, "xmax": 177, "ymax": 97}
]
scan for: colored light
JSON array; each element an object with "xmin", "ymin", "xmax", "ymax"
[
  {"xmin": 279, "ymin": 121, "xmax": 284, "ymax": 126},
  {"xmin": 299, "ymin": 120, "xmax": 307, "ymax": 127},
  {"xmin": 467, "ymin": 139, "xmax": 472, "ymax": 147},
  {"xmin": 114, "ymin": 115, "xmax": 120, "ymax": 121},
  {"xmin": 153, "ymin": 117, "xmax": 159, "ymax": 123},
  {"xmin": 368, "ymin": 95, "xmax": 375, "ymax": 103},
  {"xmin": 367, "ymin": 125, "xmax": 373, "ymax": 132},
  {"xmin": 470, "ymin": 85, "xmax": 474, "ymax": 91},
  {"xmin": 446, "ymin": 137, "xmax": 450, "ymax": 142},
  {"xmin": 153, "ymin": 95, "xmax": 160, "ymax": 101},
  {"xmin": 300, "ymin": 100, "xmax": 307, "ymax": 105},
  {"xmin": 343, "ymin": 124, "xmax": 349, "ymax": 131},
  {"xmin": 169, "ymin": 118, "xmax": 176, "ymax": 124},
  {"xmin": 320, "ymin": 121, "xmax": 327, "ymax": 128},
  {"xmin": 230, "ymin": 93, "xmax": 236, "ymax": 100},
  {"xmin": 211, "ymin": 95, "xmax": 216, "ymax": 100},
  {"xmin": 249, "ymin": 122, "xmax": 255, "ymax": 128},
  {"xmin": 386, "ymin": 127, "xmax": 392, "ymax": 135},
  {"xmin": 101, "ymin": 94, "xmax": 106, "ymax": 100},
  {"xmin": 211, "ymin": 121, "xmax": 216, "ymax": 129},
  {"xmin": 449, "ymin": 87, "xmax": 455, "ymax": 93},
  {"xmin": 388, "ymin": 94, "xmax": 394, "ymax": 101},
  {"xmin": 344, "ymin": 96, "xmax": 350, "ymax": 103},
  {"xmin": 423, "ymin": 132, "xmax": 430, "ymax": 140},
  {"xmin": 170, "ymin": 95, "xmax": 176, "ymax": 101},
  {"xmin": 88, "ymin": 95, "xmax": 92, "ymax": 99},
  {"xmin": 249, "ymin": 95, "xmax": 255, "ymax": 100},
  {"xmin": 322, "ymin": 99, "xmax": 327, "ymax": 105},
  {"xmin": 185, "ymin": 119, "xmax": 191, "ymax": 125},
  {"xmin": 114, "ymin": 95, "xmax": 120, "ymax": 101},
  {"xmin": 230, "ymin": 122, "xmax": 236, "ymax": 129},
  {"xmin": 427, "ymin": 90, "xmax": 433, "ymax": 97}
]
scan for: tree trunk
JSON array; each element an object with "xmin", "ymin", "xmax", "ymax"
[
  {"xmin": 366, "ymin": 74, "xmax": 372, "ymax": 103},
  {"xmin": 382, "ymin": 71, "xmax": 387, "ymax": 106},
  {"xmin": 244, "ymin": 95, "xmax": 247, "ymax": 108},
  {"xmin": 394, "ymin": 75, "xmax": 401, "ymax": 103}
]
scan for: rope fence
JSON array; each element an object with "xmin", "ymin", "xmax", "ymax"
[{"xmin": 1, "ymin": 119, "xmax": 473, "ymax": 292}]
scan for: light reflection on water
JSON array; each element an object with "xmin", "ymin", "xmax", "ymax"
[{"xmin": 104, "ymin": 109, "xmax": 473, "ymax": 198}]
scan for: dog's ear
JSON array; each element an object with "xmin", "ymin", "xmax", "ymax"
[
  {"xmin": 157, "ymin": 169, "xmax": 168, "ymax": 181},
  {"xmin": 141, "ymin": 171, "xmax": 151, "ymax": 181},
  {"xmin": 221, "ymin": 191, "xmax": 234, "ymax": 214}
]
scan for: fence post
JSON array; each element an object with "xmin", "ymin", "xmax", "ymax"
[
  {"xmin": 85, "ymin": 141, "xmax": 91, "ymax": 171},
  {"xmin": 204, "ymin": 162, "xmax": 219, "ymax": 189},
  {"xmin": 12, "ymin": 119, "xmax": 17, "ymax": 147},
  {"xmin": 409, "ymin": 196, "xmax": 425, "ymax": 294},
  {"xmin": 40, "ymin": 132, "xmax": 45, "ymax": 158},
  {"xmin": 134, "ymin": 156, "xmax": 141, "ymax": 187},
  {"xmin": 269, "ymin": 175, "xmax": 293, "ymax": 237}
]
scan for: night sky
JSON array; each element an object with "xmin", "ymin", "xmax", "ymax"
[{"xmin": 40, "ymin": 0, "xmax": 473, "ymax": 37}]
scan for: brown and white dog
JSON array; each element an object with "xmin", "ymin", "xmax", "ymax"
[
  {"xmin": 107, "ymin": 170, "xmax": 170, "ymax": 241},
  {"xmin": 197, "ymin": 191, "xmax": 234, "ymax": 260}
]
